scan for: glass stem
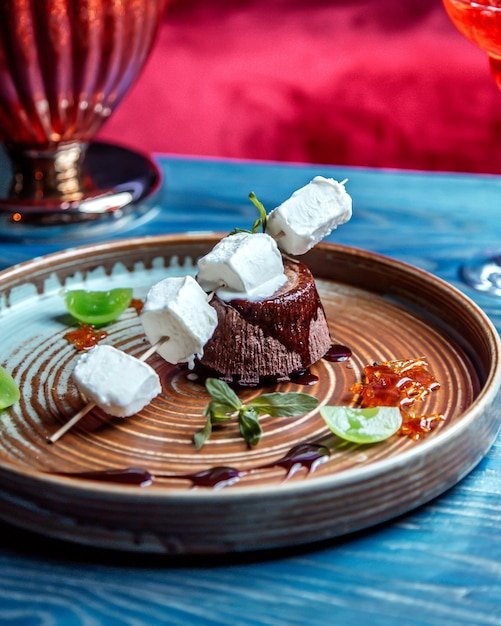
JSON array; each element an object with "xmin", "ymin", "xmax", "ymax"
[{"xmin": 6, "ymin": 142, "xmax": 91, "ymax": 202}]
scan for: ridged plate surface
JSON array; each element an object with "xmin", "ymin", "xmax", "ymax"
[{"xmin": 0, "ymin": 234, "xmax": 500, "ymax": 554}]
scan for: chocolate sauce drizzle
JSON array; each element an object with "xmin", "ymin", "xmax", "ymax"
[
  {"xmin": 324, "ymin": 344, "xmax": 352, "ymax": 362},
  {"xmin": 289, "ymin": 344, "xmax": 352, "ymax": 386},
  {"xmin": 57, "ymin": 442, "xmax": 331, "ymax": 489},
  {"xmin": 290, "ymin": 370, "xmax": 319, "ymax": 386},
  {"xmin": 228, "ymin": 261, "xmax": 325, "ymax": 367},
  {"xmin": 163, "ymin": 466, "xmax": 245, "ymax": 489},
  {"xmin": 257, "ymin": 443, "xmax": 331, "ymax": 478},
  {"xmin": 60, "ymin": 467, "xmax": 154, "ymax": 487}
]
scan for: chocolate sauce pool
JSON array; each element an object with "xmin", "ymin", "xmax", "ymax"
[
  {"xmin": 324, "ymin": 344, "xmax": 352, "ymax": 362},
  {"xmin": 57, "ymin": 443, "xmax": 331, "ymax": 489},
  {"xmin": 291, "ymin": 344, "xmax": 352, "ymax": 385}
]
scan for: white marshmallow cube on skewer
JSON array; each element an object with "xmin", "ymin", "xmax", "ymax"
[
  {"xmin": 196, "ymin": 232, "xmax": 287, "ymax": 302},
  {"xmin": 141, "ymin": 275, "xmax": 218, "ymax": 368},
  {"xmin": 265, "ymin": 176, "xmax": 352, "ymax": 256},
  {"xmin": 72, "ymin": 345, "xmax": 161, "ymax": 418}
]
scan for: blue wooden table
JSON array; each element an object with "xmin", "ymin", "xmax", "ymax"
[{"xmin": 1, "ymin": 155, "xmax": 501, "ymax": 626}]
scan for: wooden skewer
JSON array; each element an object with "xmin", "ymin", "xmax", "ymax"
[
  {"xmin": 137, "ymin": 340, "xmax": 162, "ymax": 363},
  {"xmin": 48, "ymin": 401, "xmax": 97, "ymax": 444},
  {"xmin": 48, "ymin": 336, "xmax": 169, "ymax": 444}
]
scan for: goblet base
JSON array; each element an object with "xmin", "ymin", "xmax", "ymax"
[
  {"xmin": 0, "ymin": 142, "xmax": 161, "ymax": 241},
  {"xmin": 460, "ymin": 251, "xmax": 501, "ymax": 297}
]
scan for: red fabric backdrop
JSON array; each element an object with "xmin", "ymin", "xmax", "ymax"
[{"xmin": 95, "ymin": 0, "xmax": 501, "ymax": 174}]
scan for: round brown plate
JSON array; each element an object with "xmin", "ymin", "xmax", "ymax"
[{"xmin": 0, "ymin": 235, "xmax": 500, "ymax": 554}]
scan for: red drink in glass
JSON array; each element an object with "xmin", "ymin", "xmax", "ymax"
[
  {"xmin": 443, "ymin": 0, "xmax": 501, "ymax": 88},
  {"xmin": 443, "ymin": 0, "xmax": 501, "ymax": 296}
]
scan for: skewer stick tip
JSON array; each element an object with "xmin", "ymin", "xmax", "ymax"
[{"xmin": 48, "ymin": 400, "xmax": 96, "ymax": 444}]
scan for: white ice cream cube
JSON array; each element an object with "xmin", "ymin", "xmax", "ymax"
[
  {"xmin": 265, "ymin": 176, "xmax": 352, "ymax": 255},
  {"xmin": 196, "ymin": 232, "xmax": 287, "ymax": 301},
  {"xmin": 141, "ymin": 275, "xmax": 218, "ymax": 368},
  {"xmin": 72, "ymin": 345, "xmax": 161, "ymax": 418}
]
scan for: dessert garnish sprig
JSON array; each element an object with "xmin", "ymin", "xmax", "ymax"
[
  {"xmin": 228, "ymin": 192, "xmax": 268, "ymax": 236},
  {"xmin": 194, "ymin": 378, "xmax": 319, "ymax": 449}
]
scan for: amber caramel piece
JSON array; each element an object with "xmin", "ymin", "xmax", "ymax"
[
  {"xmin": 350, "ymin": 358, "xmax": 444, "ymax": 440},
  {"xmin": 351, "ymin": 358, "xmax": 440, "ymax": 408},
  {"xmin": 64, "ymin": 324, "xmax": 108, "ymax": 351}
]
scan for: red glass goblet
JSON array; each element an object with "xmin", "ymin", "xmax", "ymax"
[{"xmin": 0, "ymin": 0, "xmax": 167, "ymax": 232}]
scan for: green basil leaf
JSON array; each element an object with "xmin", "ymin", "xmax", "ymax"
[
  {"xmin": 249, "ymin": 392, "xmax": 319, "ymax": 416},
  {"xmin": 238, "ymin": 408, "xmax": 263, "ymax": 447},
  {"xmin": 193, "ymin": 417, "xmax": 212, "ymax": 450},
  {"xmin": 205, "ymin": 378, "xmax": 242, "ymax": 411}
]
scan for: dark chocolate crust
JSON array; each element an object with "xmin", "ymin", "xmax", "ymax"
[{"xmin": 200, "ymin": 260, "xmax": 331, "ymax": 385}]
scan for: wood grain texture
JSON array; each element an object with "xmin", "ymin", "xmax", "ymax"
[{"xmin": 0, "ymin": 157, "xmax": 501, "ymax": 625}]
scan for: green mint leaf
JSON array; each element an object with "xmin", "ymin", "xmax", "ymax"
[
  {"xmin": 251, "ymin": 218, "xmax": 262, "ymax": 233},
  {"xmin": 204, "ymin": 400, "xmax": 237, "ymax": 422},
  {"xmin": 196, "ymin": 383, "xmax": 320, "ymax": 449},
  {"xmin": 194, "ymin": 417, "xmax": 212, "ymax": 450},
  {"xmin": 249, "ymin": 392, "xmax": 319, "ymax": 416},
  {"xmin": 228, "ymin": 227, "xmax": 252, "ymax": 236},
  {"xmin": 227, "ymin": 191, "xmax": 268, "ymax": 239},
  {"xmin": 205, "ymin": 378, "xmax": 242, "ymax": 411},
  {"xmin": 248, "ymin": 192, "xmax": 267, "ymax": 232},
  {"xmin": 238, "ymin": 408, "xmax": 263, "ymax": 447}
]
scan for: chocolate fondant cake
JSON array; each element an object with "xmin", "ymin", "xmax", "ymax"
[{"xmin": 200, "ymin": 260, "xmax": 331, "ymax": 385}]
